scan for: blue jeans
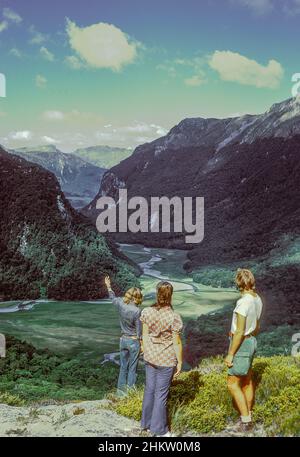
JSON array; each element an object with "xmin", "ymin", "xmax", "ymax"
[
  {"xmin": 118, "ymin": 337, "xmax": 140, "ymax": 393},
  {"xmin": 141, "ymin": 362, "xmax": 175, "ymax": 435}
]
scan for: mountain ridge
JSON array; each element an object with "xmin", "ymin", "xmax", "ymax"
[
  {"xmin": 82, "ymin": 96, "xmax": 300, "ymax": 270},
  {"xmin": 0, "ymin": 147, "xmax": 139, "ymax": 300},
  {"xmin": 8, "ymin": 145, "xmax": 106, "ymax": 209}
]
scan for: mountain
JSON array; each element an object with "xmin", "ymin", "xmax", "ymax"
[
  {"xmin": 10, "ymin": 145, "xmax": 106, "ymax": 209},
  {"xmin": 83, "ymin": 97, "xmax": 300, "ymax": 270},
  {"xmin": 0, "ymin": 147, "xmax": 140, "ymax": 300},
  {"xmin": 73, "ymin": 145, "xmax": 133, "ymax": 169}
]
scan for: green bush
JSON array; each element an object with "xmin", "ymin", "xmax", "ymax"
[
  {"xmin": 108, "ymin": 355, "xmax": 300, "ymax": 436},
  {"xmin": 0, "ymin": 336, "xmax": 141, "ymax": 404},
  {"xmin": 0, "ymin": 392, "xmax": 25, "ymax": 406}
]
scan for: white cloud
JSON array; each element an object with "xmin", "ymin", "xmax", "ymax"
[
  {"xmin": 43, "ymin": 110, "xmax": 65, "ymax": 121},
  {"xmin": 157, "ymin": 56, "xmax": 207, "ymax": 86},
  {"xmin": 35, "ymin": 74, "xmax": 47, "ymax": 89},
  {"xmin": 156, "ymin": 63, "xmax": 177, "ymax": 78},
  {"xmin": 66, "ymin": 19, "xmax": 141, "ymax": 71},
  {"xmin": 184, "ymin": 74, "xmax": 206, "ymax": 87},
  {"xmin": 95, "ymin": 122, "xmax": 168, "ymax": 147},
  {"xmin": 284, "ymin": 0, "xmax": 300, "ymax": 15},
  {"xmin": 3, "ymin": 7, "xmax": 22, "ymax": 24},
  {"xmin": 150, "ymin": 124, "xmax": 168, "ymax": 136},
  {"xmin": 0, "ymin": 21, "xmax": 8, "ymax": 32},
  {"xmin": 29, "ymin": 25, "xmax": 48, "ymax": 45},
  {"xmin": 64, "ymin": 55, "xmax": 85, "ymax": 70},
  {"xmin": 42, "ymin": 109, "xmax": 103, "ymax": 124},
  {"xmin": 231, "ymin": 0, "xmax": 300, "ymax": 15},
  {"xmin": 9, "ymin": 47, "xmax": 22, "ymax": 57},
  {"xmin": 40, "ymin": 46, "xmax": 55, "ymax": 62},
  {"xmin": 209, "ymin": 50, "xmax": 283, "ymax": 89},
  {"xmin": 231, "ymin": 0, "xmax": 273, "ymax": 14},
  {"xmin": 10, "ymin": 131, "xmax": 32, "ymax": 141},
  {"xmin": 41, "ymin": 135, "xmax": 60, "ymax": 144}
]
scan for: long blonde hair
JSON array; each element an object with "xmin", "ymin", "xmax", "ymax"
[
  {"xmin": 235, "ymin": 268, "xmax": 256, "ymax": 292},
  {"xmin": 123, "ymin": 287, "xmax": 143, "ymax": 306}
]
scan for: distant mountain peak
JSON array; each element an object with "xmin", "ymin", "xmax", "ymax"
[
  {"xmin": 130, "ymin": 96, "xmax": 300, "ymax": 156},
  {"xmin": 14, "ymin": 144, "xmax": 59, "ymax": 154}
]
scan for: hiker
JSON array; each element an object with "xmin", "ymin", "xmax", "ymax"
[
  {"xmin": 104, "ymin": 275, "xmax": 143, "ymax": 396},
  {"xmin": 140, "ymin": 281, "xmax": 183, "ymax": 437},
  {"xmin": 225, "ymin": 268, "xmax": 263, "ymax": 432}
]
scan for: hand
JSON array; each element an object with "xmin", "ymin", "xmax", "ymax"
[
  {"xmin": 225, "ymin": 354, "xmax": 234, "ymax": 368},
  {"xmin": 104, "ymin": 275, "xmax": 111, "ymax": 291},
  {"xmin": 173, "ymin": 362, "xmax": 182, "ymax": 379}
]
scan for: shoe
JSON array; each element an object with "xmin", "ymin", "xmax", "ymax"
[
  {"xmin": 236, "ymin": 421, "xmax": 254, "ymax": 433},
  {"xmin": 157, "ymin": 431, "xmax": 176, "ymax": 437}
]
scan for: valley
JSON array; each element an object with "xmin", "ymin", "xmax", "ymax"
[{"xmin": 0, "ymin": 244, "xmax": 238, "ymax": 360}]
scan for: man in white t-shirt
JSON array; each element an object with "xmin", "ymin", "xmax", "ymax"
[{"xmin": 225, "ymin": 269, "xmax": 263, "ymax": 433}]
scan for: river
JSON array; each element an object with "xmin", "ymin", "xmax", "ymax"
[{"xmin": 0, "ymin": 244, "xmax": 238, "ymax": 360}]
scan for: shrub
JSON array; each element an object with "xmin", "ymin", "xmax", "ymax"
[
  {"xmin": 108, "ymin": 355, "xmax": 300, "ymax": 436},
  {"xmin": 0, "ymin": 392, "xmax": 25, "ymax": 406}
]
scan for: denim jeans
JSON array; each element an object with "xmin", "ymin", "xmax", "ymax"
[
  {"xmin": 141, "ymin": 362, "xmax": 175, "ymax": 435},
  {"xmin": 118, "ymin": 337, "xmax": 140, "ymax": 394}
]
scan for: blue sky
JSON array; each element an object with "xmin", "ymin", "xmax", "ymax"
[{"xmin": 0, "ymin": 0, "xmax": 299, "ymax": 151}]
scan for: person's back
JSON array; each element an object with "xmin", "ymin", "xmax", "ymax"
[
  {"xmin": 225, "ymin": 269, "xmax": 264, "ymax": 433},
  {"xmin": 104, "ymin": 276, "xmax": 143, "ymax": 396},
  {"xmin": 141, "ymin": 305, "xmax": 182, "ymax": 367},
  {"xmin": 114, "ymin": 296, "xmax": 142, "ymax": 338},
  {"xmin": 140, "ymin": 281, "xmax": 183, "ymax": 437},
  {"xmin": 231, "ymin": 292, "xmax": 263, "ymax": 336}
]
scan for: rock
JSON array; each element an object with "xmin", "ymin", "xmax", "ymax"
[{"xmin": 0, "ymin": 400, "xmax": 140, "ymax": 437}]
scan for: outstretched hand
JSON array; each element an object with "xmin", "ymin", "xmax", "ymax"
[{"xmin": 104, "ymin": 275, "xmax": 111, "ymax": 291}]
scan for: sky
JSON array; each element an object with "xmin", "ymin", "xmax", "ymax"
[{"xmin": 0, "ymin": 0, "xmax": 299, "ymax": 151}]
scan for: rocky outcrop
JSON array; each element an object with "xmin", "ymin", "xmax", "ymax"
[{"xmin": 0, "ymin": 400, "xmax": 140, "ymax": 437}]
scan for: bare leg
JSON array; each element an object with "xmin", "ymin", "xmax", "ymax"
[
  {"xmin": 241, "ymin": 370, "xmax": 255, "ymax": 413},
  {"xmin": 227, "ymin": 375, "xmax": 249, "ymax": 417}
]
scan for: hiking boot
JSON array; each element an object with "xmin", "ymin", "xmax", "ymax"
[{"xmin": 236, "ymin": 421, "xmax": 254, "ymax": 433}]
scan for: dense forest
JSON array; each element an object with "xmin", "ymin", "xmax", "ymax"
[{"xmin": 0, "ymin": 148, "xmax": 140, "ymax": 300}]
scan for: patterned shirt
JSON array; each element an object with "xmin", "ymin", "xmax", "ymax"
[{"xmin": 140, "ymin": 306, "xmax": 183, "ymax": 367}]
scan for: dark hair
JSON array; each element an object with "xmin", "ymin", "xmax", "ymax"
[{"xmin": 153, "ymin": 281, "xmax": 173, "ymax": 309}]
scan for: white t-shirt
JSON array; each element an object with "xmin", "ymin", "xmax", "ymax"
[{"xmin": 231, "ymin": 293, "xmax": 263, "ymax": 336}]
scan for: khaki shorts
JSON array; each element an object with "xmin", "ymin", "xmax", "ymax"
[{"xmin": 228, "ymin": 336, "xmax": 257, "ymax": 377}]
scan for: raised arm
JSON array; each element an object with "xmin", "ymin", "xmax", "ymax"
[{"xmin": 104, "ymin": 275, "xmax": 122, "ymax": 308}]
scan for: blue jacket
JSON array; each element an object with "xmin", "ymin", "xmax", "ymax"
[{"xmin": 109, "ymin": 290, "xmax": 142, "ymax": 338}]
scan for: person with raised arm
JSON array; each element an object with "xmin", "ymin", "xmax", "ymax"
[{"xmin": 104, "ymin": 275, "xmax": 143, "ymax": 396}]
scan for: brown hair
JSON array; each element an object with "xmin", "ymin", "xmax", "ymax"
[
  {"xmin": 154, "ymin": 281, "xmax": 173, "ymax": 309},
  {"xmin": 235, "ymin": 268, "xmax": 255, "ymax": 292},
  {"xmin": 123, "ymin": 287, "xmax": 143, "ymax": 306}
]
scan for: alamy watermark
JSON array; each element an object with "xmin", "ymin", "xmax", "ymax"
[
  {"xmin": 0, "ymin": 73, "xmax": 6, "ymax": 98},
  {"xmin": 96, "ymin": 189, "xmax": 204, "ymax": 244},
  {"xmin": 291, "ymin": 333, "xmax": 300, "ymax": 357},
  {"xmin": 0, "ymin": 333, "xmax": 6, "ymax": 358},
  {"xmin": 291, "ymin": 73, "xmax": 300, "ymax": 97}
]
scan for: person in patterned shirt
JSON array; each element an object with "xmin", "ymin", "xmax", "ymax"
[{"xmin": 140, "ymin": 281, "xmax": 183, "ymax": 437}]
